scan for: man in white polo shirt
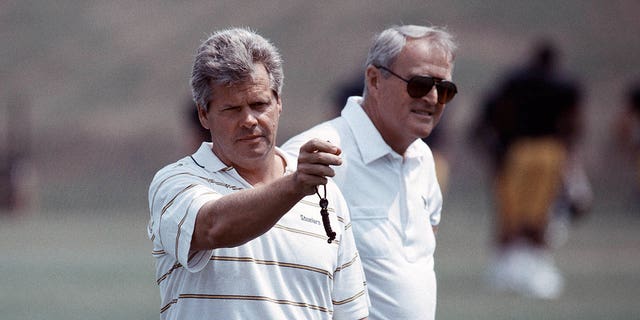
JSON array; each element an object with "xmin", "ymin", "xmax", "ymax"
[
  {"xmin": 148, "ymin": 27, "xmax": 369, "ymax": 320},
  {"xmin": 283, "ymin": 25, "xmax": 458, "ymax": 319}
]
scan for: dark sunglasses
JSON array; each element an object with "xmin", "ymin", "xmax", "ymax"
[{"xmin": 374, "ymin": 65, "xmax": 458, "ymax": 104}]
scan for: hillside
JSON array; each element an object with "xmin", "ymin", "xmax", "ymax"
[{"xmin": 2, "ymin": 0, "xmax": 639, "ymax": 211}]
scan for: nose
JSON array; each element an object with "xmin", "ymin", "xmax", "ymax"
[
  {"xmin": 240, "ymin": 108, "xmax": 259, "ymax": 128},
  {"xmin": 422, "ymin": 85, "xmax": 439, "ymax": 105}
]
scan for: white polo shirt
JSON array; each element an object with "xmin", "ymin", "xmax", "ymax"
[
  {"xmin": 148, "ymin": 143, "xmax": 369, "ymax": 320},
  {"xmin": 282, "ymin": 97, "xmax": 443, "ymax": 320}
]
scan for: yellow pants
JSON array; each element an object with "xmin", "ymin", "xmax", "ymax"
[{"xmin": 495, "ymin": 138, "xmax": 567, "ymax": 245}]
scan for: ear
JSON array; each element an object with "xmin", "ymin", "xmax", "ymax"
[
  {"xmin": 365, "ymin": 65, "xmax": 380, "ymax": 97},
  {"xmin": 197, "ymin": 104, "xmax": 210, "ymax": 130},
  {"xmin": 273, "ymin": 90, "xmax": 283, "ymax": 115}
]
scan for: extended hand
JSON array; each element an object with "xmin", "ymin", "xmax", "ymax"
[{"xmin": 293, "ymin": 138, "xmax": 342, "ymax": 195}]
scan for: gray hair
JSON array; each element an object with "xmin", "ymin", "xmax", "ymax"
[
  {"xmin": 190, "ymin": 27, "xmax": 284, "ymax": 111},
  {"xmin": 363, "ymin": 25, "xmax": 457, "ymax": 97}
]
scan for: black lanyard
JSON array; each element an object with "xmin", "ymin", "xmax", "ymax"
[{"xmin": 316, "ymin": 184, "xmax": 336, "ymax": 243}]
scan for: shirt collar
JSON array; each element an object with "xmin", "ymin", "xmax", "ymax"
[
  {"xmin": 341, "ymin": 96, "xmax": 429, "ymax": 163},
  {"xmin": 191, "ymin": 142, "xmax": 230, "ymax": 173},
  {"xmin": 191, "ymin": 142, "xmax": 295, "ymax": 174},
  {"xmin": 278, "ymin": 147, "xmax": 297, "ymax": 174},
  {"xmin": 342, "ymin": 96, "xmax": 398, "ymax": 164}
]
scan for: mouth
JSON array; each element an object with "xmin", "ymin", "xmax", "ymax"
[
  {"xmin": 411, "ymin": 109, "xmax": 434, "ymax": 117},
  {"xmin": 238, "ymin": 134, "xmax": 264, "ymax": 143}
]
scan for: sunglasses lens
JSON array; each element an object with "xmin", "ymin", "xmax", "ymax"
[
  {"xmin": 404, "ymin": 73, "xmax": 458, "ymax": 103},
  {"xmin": 406, "ymin": 77, "xmax": 435, "ymax": 98},
  {"xmin": 436, "ymin": 81, "xmax": 457, "ymax": 104}
]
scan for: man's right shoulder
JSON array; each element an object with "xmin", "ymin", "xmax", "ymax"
[{"xmin": 150, "ymin": 155, "xmax": 206, "ymax": 186}]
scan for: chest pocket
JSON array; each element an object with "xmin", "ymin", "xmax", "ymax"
[{"xmin": 349, "ymin": 206, "xmax": 397, "ymax": 259}]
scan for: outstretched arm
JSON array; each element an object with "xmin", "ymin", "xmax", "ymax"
[{"xmin": 191, "ymin": 139, "xmax": 342, "ymax": 250}]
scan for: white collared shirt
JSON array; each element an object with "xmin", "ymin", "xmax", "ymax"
[
  {"xmin": 282, "ymin": 96, "xmax": 443, "ymax": 320},
  {"xmin": 147, "ymin": 143, "xmax": 369, "ymax": 319}
]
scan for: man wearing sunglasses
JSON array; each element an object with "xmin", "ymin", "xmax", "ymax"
[{"xmin": 283, "ymin": 25, "xmax": 457, "ymax": 320}]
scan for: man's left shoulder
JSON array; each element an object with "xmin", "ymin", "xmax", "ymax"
[{"xmin": 282, "ymin": 118, "xmax": 346, "ymax": 152}]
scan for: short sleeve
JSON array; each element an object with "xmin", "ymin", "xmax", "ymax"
[
  {"xmin": 428, "ymin": 187, "xmax": 443, "ymax": 226},
  {"xmin": 148, "ymin": 167, "xmax": 221, "ymax": 272}
]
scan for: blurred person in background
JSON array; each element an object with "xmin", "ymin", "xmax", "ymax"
[
  {"xmin": 183, "ymin": 96, "xmax": 211, "ymax": 152},
  {"xmin": 472, "ymin": 39, "xmax": 591, "ymax": 299},
  {"xmin": 1, "ymin": 93, "xmax": 38, "ymax": 215},
  {"xmin": 613, "ymin": 81, "xmax": 640, "ymax": 196},
  {"xmin": 422, "ymin": 122, "xmax": 451, "ymax": 194},
  {"xmin": 0, "ymin": 154, "xmax": 22, "ymax": 212},
  {"xmin": 283, "ymin": 25, "xmax": 458, "ymax": 320},
  {"xmin": 148, "ymin": 27, "xmax": 369, "ymax": 320}
]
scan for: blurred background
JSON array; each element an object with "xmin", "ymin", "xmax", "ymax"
[{"xmin": 1, "ymin": 1, "xmax": 639, "ymax": 319}]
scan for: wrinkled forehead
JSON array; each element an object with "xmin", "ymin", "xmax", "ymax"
[
  {"xmin": 403, "ymin": 38, "xmax": 453, "ymax": 65},
  {"xmin": 393, "ymin": 39, "xmax": 454, "ymax": 79}
]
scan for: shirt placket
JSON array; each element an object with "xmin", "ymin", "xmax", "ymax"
[{"xmin": 402, "ymin": 156, "xmax": 422, "ymax": 262}]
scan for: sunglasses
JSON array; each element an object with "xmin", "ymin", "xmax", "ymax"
[{"xmin": 374, "ymin": 65, "xmax": 458, "ymax": 104}]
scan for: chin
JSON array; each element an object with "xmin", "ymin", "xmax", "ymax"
[
  {"xmin": 426, "ymin": 127, "xmax": 435, "ymax": 136},
  {"xmin": 413, "ymin": 126, "xmax": 433, "ymax": 139}
]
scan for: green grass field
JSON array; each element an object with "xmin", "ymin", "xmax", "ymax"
[
  {"xmin": 2, "ymin": 186, "xmax": 638, "ymax": 320},
  {"xmin": 0, "ymin": 211, "xmax": 157, "ymax": 320}
]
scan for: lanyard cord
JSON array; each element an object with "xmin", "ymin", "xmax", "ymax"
[{"xmin": 316, "ymin": 184, "xmax": 336, "ymax": 243}]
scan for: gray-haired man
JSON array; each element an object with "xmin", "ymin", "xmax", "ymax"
[
  {"xmin": 283, "ymin": 25, "xmax": 458, "ymax": 320},
  {"xmin": 148, "ymin": 27, "xmax": 369, "ymax": 320}
]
